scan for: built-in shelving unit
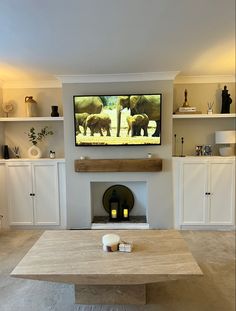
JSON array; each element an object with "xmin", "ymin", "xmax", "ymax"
[
  {"xmin": 172, "ymin": 113, "xmax": 236, "ymax": 119},
  {"xmin": 0, "ymin": 117, "xmax": 64, "ymax": 122}
]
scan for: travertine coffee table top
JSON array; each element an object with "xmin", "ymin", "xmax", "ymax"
[{"xmin": 11, "ymin": 230, "xmax": 203, "ymax": 285}]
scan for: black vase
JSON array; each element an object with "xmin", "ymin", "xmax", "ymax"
[
  {"xmin": 51, "ymin": 106, "xmax": 59, "ymax": 117},
  {"xmin": 3, "ymin": 145, "xmax": 9, "ymax": 159}
]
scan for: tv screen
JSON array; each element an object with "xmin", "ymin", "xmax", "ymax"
[{"xmin": 73, "ymin": 94, "xmax": 162, "ymax": 146}]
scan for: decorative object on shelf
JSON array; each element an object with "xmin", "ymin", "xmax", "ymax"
[
  {"xmin": 202, "ymin": 145, "xmax": 212, "ymax": 156},
  {"xmin": 51, "ymin": 105, "xmax": 59, "ymax": 117},
  {"xmin": 215, "ymin": 130, "xmax": 235, "ymax": 156},
  {"xmin": 102, "ymin": 233, "xmax": 120, "ymax": 252},
  {"xmin": 28, "ymin": 145, "xmax": 42, "ymax": 159},
  {"xmin": 2, "ymin": 145, "xmax": 9, "ymax": 159},
  {"xmin": 175, "ymin": 89, "xmax": 201, "ymax": 114},
  {"xmin": 12, "ymin": 146, "xmax": 20, "ymax": 158},
  {"xmin": 26, "ymin": 126, "xmax": 53, "ymax": 159},
  {"xmin": 2, "ymin": 102, "xmax": 14, "ymax": 117},
  {"xmin": 221, "ymin": 86, "xmax": 232, "ymax": 113},
  {"xmin": 183, "ymin": 89, "xmax": 189, "ymax": 107},
  {"xmin": 147, "ymin": 152, "xmax": 152, "ymax": 158},
  {"xmin": 195, "ymin": 145, "xmax": 203, "ymax": 156},
  {"xmin": 207, "ymin": 102, "xmax": 214, "ymax": 114},
  {"xmin": 25, "ymin": 96, "xmax": 38, "ymax": 117},
  {"xmin": 49, "ymin": 150, "xmax": 56, "ymax": 159},
  {"xmin": 180, "ymin": 137, "xmax": 185, "ymax": 157}
]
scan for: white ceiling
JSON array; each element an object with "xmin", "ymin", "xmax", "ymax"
[{"xmin": 0, "ymin": 0, "xmax": 235, "ymax": 83}]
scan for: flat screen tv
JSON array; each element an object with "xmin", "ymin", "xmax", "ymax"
[{"xmin": 73, "ymin": 94, "xmax": 162, "ymax": 146}]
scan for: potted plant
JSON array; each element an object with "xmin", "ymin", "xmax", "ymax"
[{"xmin": 26, "ymin": 126, "xmax": 53, "ymax": 158}]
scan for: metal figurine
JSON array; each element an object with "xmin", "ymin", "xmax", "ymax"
[
  {"xmin": 180, "ymin": 137, "xmax": 185, "ymax": 157},
  {"xmin": 182, "ymin": 89, "xmax": 190, "ymax": 107}
]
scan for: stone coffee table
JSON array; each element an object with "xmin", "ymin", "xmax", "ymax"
[{"xmin": 11, "ymin": 230, "xmax": 203, "ymax": 305}]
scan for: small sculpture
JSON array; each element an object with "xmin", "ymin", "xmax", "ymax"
[
  {"xmin": 182, "ymin": 89, "xmax": 190, "ymax": 107},
  {"xmin": 180, "ymin": 137, "xmax": 185, "ymax": 157},
  {"xmin": 2, "ymin": 102, "xmax": 14, "ymax": 117},
  {"xmin": 221, "ymin": 86, "xmax": 232, "ymax": 113}
]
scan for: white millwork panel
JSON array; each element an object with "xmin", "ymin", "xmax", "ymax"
[
  {"xmin": 209, "ymin": 161, "xmax": 235, "ymax": 224},
  {"xmin": 7, "ymin": 162, "xmax": 33, "ymax": 225},
  {"xmin": 33, "ymin": 162, "xmax": 60, "ymax": 225},
  {"xmin": 0, "ymin": 162, "xmax": 8, "ymax": 228},
  {"xmin": 182, "ymin": 162, "xmax": 207, "ymax": 225}
]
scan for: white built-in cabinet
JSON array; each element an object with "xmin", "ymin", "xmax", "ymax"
[
  {"xmin": 6, "ymin": 160, "xmax": 65, "ymax": 226},
  {"xmin": 173, "ymin": 157, "xmax": 235, "ymax": 229}
]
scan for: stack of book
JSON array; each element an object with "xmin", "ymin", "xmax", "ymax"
[{"xmin": 175, "ymin": 106, "xmax": 202, "ymax": 114}]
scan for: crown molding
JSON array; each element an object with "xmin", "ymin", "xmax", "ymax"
[
  {"xmin": 56, "ymin": 71, "xmax": 180, "ymax": 83},
  {"xmin": 174, "ymin": 75, "xmax": 236, "ymax": 84},
  {"xmin": 2, "ymin": 80, "xmax": 62, "ymax": 89}
]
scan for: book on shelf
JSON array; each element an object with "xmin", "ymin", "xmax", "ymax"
[
  {"xmin": 178, "ymin": 107, "xmax": 197, "ymax": 112},
  {"xmin": 174, "ymin": 111, "xmax": 202, "ymax": 114}
]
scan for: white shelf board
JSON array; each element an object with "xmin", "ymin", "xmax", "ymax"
[
  {"xmin": 172, "ymin": 113, "xmax": 236, "ymax": 119},
  {"xmin": 0, "ymin": 117, "xmax": 64, "ymax": 122}
]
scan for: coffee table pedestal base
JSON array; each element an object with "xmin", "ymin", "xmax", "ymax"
[{"xmin": 75, "ymin": 284, "xmax": 146, "ymax": 305}]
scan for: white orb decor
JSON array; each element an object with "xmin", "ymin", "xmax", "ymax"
[{"xmin": 2, "ymin": 102, "xmax": 14, "ymax": 117}]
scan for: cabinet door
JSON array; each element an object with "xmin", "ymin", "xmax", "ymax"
[
  {"xmin": 181, "ymin": 162, "xmax": 207, "ymax": 225},
  {"xmin": 7, "ymin": 163, "xmax": 33, "ymax": 225},
  {"xmin": 0, "ymin": 163, "xmax": 7, "ymax": 228},
  {"xmin": 208, "ymin": 162, "xmax": 235, "ymax": 225},
  {"xmin": 33, "ymin": 163, "xmax": 60, "ymax": 225}
]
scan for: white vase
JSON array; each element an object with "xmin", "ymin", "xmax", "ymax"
[{"xmin": 28, "ymin": 145, "xmax": 42, "ymax": 159}]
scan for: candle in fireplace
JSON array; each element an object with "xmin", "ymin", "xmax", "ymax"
[
  {"xmin": 109, "ymin": 190, "xmax": 120, "ymax": 221},
  {"xmin": 122, "ymin": 200, "xmax": 129, "ymax": 220},
  {"xmin": 111, "ymin": 208, "xmax": 118, "ymax": 219},
  {"xmin": 123, "ymin": 209, "xmax": 129, "ymax": 218}
]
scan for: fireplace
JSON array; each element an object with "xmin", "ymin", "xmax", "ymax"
[
  {"xmin": 73, "ymin": 158, "xmax": 165, "ymax": 229},
  {"xmin": 91, "ymin": 182, "xmax": 148, "ymax": 228}
]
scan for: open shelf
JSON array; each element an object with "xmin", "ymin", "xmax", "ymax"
[
  {"xmin": 0, "ymin": 117, "xmax": 64, "ymax": 122},
  {"xmin": 172, "ymin": 113, "xmax": 236, "ymax": 119}
]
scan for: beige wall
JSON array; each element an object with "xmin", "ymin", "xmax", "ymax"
[
  {"xmin": 62, "ymin": 81, "xmax": 174, "ymax": 229},
  {"xmin": 173, "ymin": 82, "xmax": 235, "ymax": 114},
  {"xmin": 0, "ymin": 87, "xmax": 4, "ymax": 147},
  {"xmin": 173, "ymin": 82, "xmax": 235, "ymax": 156},
  {"xmin": 0, "ymin": 87, "xmax": 64, "ymax": 158},
  {"xmin": 2, "ymin": 87, "xmax": 63, "ymax": 117}
]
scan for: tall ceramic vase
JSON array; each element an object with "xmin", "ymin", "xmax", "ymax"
[
  {"xmin": 28, "ymin": 145, "xmax": 42, "ymax": 159},
  {"xmin": 25, "ymin": 96, "xmax": 38, "ymax": 117}
]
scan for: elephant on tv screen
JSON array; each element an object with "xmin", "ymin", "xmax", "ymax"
[{"xmin": 116, "ymin": 95, "xmax": 161, "ymax": 137}]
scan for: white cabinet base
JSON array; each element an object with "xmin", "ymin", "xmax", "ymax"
[
  {"xmin": 173, "ymin": 157, "xmax": 235, "ymax": 230},
  {"xmin": 5, "ymin": 160, "xmax": 66, "ymax": 228}
]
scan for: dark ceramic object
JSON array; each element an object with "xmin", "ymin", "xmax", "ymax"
[{"xmin": 51, "ymin": 106, "xmax": 59, "ymax": 117}]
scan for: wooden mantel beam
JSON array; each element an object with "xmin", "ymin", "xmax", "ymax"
[{"xmin": 74, "ymin": 158, "xmax": 162, "ymax": 172}]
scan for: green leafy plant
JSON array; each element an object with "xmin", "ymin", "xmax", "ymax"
[{"xmin": 26, "ymin": 126, "xmax": 53, "ymax": 145}]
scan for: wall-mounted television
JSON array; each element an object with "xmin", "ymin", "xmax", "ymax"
[{"xmin": 73, "ymin": 94, "xmax": 162, "ymax": 146}]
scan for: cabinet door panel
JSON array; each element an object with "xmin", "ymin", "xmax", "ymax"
[
  {"xmin": 182, "ymin": 163, "xmax": 207, "ymax": 224},
  {"xmin": 209, "ymin": 162, "xmax": 234, "ymax": 224},
  {"xmin": 33, "ymin": 163, "xmax": 59, "ymax": 225},
  {"xmin": 7, "ymin": 164, "xmax": 33, "ymax": 225}
]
